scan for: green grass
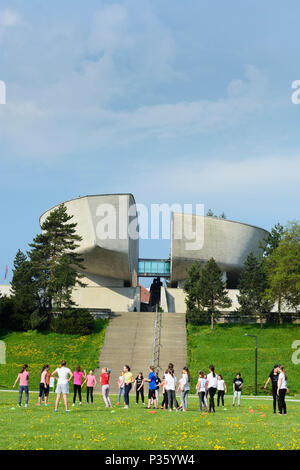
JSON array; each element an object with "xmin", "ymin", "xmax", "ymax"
[
  {"xmin": 0, "ymin": 392, "xmax": 299, "ymax": 450},
  {"xmin": 187, "ymin": 323, "xmax": 300, "ymax": 395},
  {"xmin": 0, "ymin": 319, "xmax": 108, "ymax": 390}
]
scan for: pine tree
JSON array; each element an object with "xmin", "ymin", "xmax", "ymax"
[
  {"xmin": 10, "ymin": 249, "xmax": 37, "ymax": 330},
  {"xmin": 264, "ymin": 221, "xmax": 300, "ymax": 322},
  {"xmin": 261, "ymin": 222, "xmax": 284, "ymax": 257},
  {"xmin": 237, "ymin": 252, "xmax": 272, "ymax": 328},
  {"xmin": 184, "ymin": 258, "xmax": 232, "ymax": 329},
  {"xmin": 28, "ymin": 204, "xmax": 85, "ymax": 315}
]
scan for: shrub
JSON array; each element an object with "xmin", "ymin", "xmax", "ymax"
[{"xmin": 50, "ymin": 308, "xmax": 95, "ymax": 335}]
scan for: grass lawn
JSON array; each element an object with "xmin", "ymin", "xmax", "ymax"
[
  {"xmin": 0, "ymin": 392, "xmax": 299, "ymax": 450},
  {"xmin": 0, "ymin": 319, "xmax": 108, "ymax": 390},
  {"xmin": 187, "ymin": 323, "xmax": 300, "ymax": 395}
]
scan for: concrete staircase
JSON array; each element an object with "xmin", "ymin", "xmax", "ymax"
[{"xmin": 96, "ymin": 311, "xmax": 187, "ymax": 394}]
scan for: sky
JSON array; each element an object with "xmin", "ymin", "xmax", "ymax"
[{"xmin": 0, "ymin": 0, "xmax": 299, "ymax": 284}]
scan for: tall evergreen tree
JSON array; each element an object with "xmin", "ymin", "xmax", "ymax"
[
  {"xmin": 236, "ymin": 252, "xmax": 272, "ymax": 328},
  {"xmin": 261, "ymin": 222, "xmax": 284, "ymax": 257},
  {"xmin": 184, "ymin": 258, "xmax": 232, "ymax": 329},
  {"xmin": 28, "ymin": 204, "xmax": 85, "ymax": 316},
  {"xmin": 264, "ymin": 221, "xmax": 300, "ymax": 321}
]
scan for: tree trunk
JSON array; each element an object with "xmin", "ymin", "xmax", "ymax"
[{"xmin": 211, "ymin": 313, "xmax": 214, "ymax": 330}]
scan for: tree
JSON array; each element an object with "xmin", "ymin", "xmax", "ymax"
[
  {"xmin": 236, "ymin": 252, "xmax": 272, "ymax": 328},
  {"xmin": 264, "ymin": 221, "xmax": 300, "ymax": 322},
  {"xmin": 261, "ymin": 222, "xmax": 284, "ymax": 257},
  {"xmin": 184, "ymin": 258, "xmax": 232, "ymax": 329},
  {"xmin": 10, "ymin": 249, "xmax": 38, "ymax": 329},
  {"xmin": 28, "ymin": 204, "xmax": 86, "ymax": 317}
]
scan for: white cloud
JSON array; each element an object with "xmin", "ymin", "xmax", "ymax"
[{"xmin": 0, "ymin": 9, "xmax": 20, "ymax": 27}]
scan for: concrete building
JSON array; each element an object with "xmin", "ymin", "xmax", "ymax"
[{"xmin": 1, "ymin": 193, "xmax": 270, "ymax": 314}]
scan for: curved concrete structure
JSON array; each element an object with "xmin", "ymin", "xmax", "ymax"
[
  {"xmin": 40, "ymin": 194, "xmax": 139, "ymax": 287},
  {"xmin": 171, "ymin": 213, "xmax": 268, "ymax": 286}
]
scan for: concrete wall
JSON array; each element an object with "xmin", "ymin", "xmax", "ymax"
[
  {"xmin": 171, "ymin": 213, "xmax": 268, "ymax": 283},
  {"xmin": 72, "ymin": 285, "xmax": 141, "ymax": 312},
  {"xmin": 40, "ymin": 194, "xmax": 139, "ymax": 286},
  {"xmin": 164, "ymin": 287, "xmax": 240, "ymax": 313},
  {"xmin": 0, "ymin": 285, "xmax": 12, "ymax": 297}
]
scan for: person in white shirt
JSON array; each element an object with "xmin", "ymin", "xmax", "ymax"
[
  {"xmin": 163, "ymin": 368, "xmax": 177, "ymax": 411},
  {"xmin": 196, "ymin": 370, "xmax": 207, "ymax": 411},
  {"xmin": 177, "ymin": 367, "xmax": 190, "ymax": 412},
  {"xmin": 277, "ymin": 365, "xmax": 288, "ymax": 415},
  {"xmin": 51, "ymin": 360, "xmax": 73, "ymax": 412},
  {"xmin": 217, "ymin": 375, "xmax": 227, "ymax": 407},
  {"xmin": 207, "ymin": 365, "xmax": 218, "ymax": 413}
]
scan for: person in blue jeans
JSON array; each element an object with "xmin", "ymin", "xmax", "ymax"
[
  {"xmin": 143, "ymin": 366, "xmax": 158, "ymax": 409},
  {"xmin": 13, "ymin": 364, "xmax": 29, "ymax": 408}
]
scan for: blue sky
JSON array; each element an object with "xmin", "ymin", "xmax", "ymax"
[{"xmin": 0, "ymin": 0, "xmax": 299, "ymax": 283}]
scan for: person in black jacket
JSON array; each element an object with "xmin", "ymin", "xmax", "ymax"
[{"xmin": 264, "ymin": 365, "xmax": 279, "ymax": 413}]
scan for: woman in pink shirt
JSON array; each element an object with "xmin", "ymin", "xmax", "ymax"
[
  {"xmin": 72, "ymin": 365, "xmax": 86, "ymax": 406},
  {"xmin": 82, "ymin": 370, "xmax": 96, "ymax": 404},
  {"xmin": 13, "ymin": 364, "xmax": 29, "ymax": 408}
]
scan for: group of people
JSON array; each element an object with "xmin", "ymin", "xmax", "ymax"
[{"xmin": 12, "ymin": 361, "xmax": 288, "ymax": 415}]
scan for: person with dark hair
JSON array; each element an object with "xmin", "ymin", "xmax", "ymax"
[
  {"xmin": 178, "ymin": 367, "xmax": 190, "ymax": 412},
  {"xmin": 134, "ymin": 372, "xmax": 145, "ymax": 405},
  {"xmin": 160, "ymin": 370, "xmax": 169, "ymax": 410},
  {"xmin": 143, "ymin": 366, "xmax": 158, "ymax": 409},
  {"xmin": 207, "ymin": 365, "xmax": 218, "ymax": 413},
  {"xmin": 13, "ymin": 364, "xmax": 29, "ymax": 408},
  {"xmin": 277, "ymin": 365, "xmax": 288, "ymax": 415},
  {"xmin": 123, "ymin": 365, "xmax": 134, "ymax": 408},
  {"xmin": 163, "ymin": 368, "xmax": 176, "ymax": 412},
  {"xmin": 264, "ymin": 364, "xmax": 279, "ymax": 413},
  {"xmin": 196, "ymin": 370, "xmax": 207, "ymax": 411},
  {"xmin": 217, "ymin": 374, "xmax": 227, "ymax": 407},
  {"xmin": 52, "ymin": 360, "xmax": 73, "ymax": 412},
  {"xmin": 72, "ymin": 365, "xmax": 86, "ymax": 406},
  {"xmin": 232, "ymin": 373, "xmax": 243, "ymax": 407},
  {"xmin": 37, "ymin": 365, "xmax": 50, "ymax": 407}
]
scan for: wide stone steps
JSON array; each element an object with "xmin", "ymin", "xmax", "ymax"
[{"xmin": 96, "ymin": 311, "xmax": 187, "ymax": 394}]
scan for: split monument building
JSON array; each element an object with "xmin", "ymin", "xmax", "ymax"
[{"xmin": 39, "ymin": 193, "xmax": 269, "ymax": 314}]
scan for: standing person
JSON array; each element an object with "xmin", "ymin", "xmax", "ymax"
[
  {"xmin": 168, "ymin": 363, "xmax": 180, "ymax": 410},
  {"xmin": 160, "ymin": 370, "xmax": 169, "ymax": 410},
  {"xmin": 82, "ymin": 370, "xmax": 96, "ymax": 404},
  {"xmin": 232, "ymin": 373, "xmax": 243, "ymax": 407},
  {"xmin": 52, "ymin": 360, "xmax": 73, "ymax": 412},
  {"xmin": 264, "ymin": 365, "xmax": 279, "ymax": 414},
  {"xmin": 196, "ymin": 370, "xmax": 207, "ymax": 412},
  {"xmin": 100, "ymin": 367, "xmax": 112, "ymax": 408},
  {"xmin": 155, "ymin": 371, "xmax": 162, "ymax": 404},
  {"xmin": 123, "ymin": 365, "xmax": 134, "ymax": 409},
  {"xmin": 117, "ymin": 372, "xmax": 125, "ymax": 405},
  {"xmin": 143, "ymin": 366, "xmax": 158, "ymax": 409},
  {"xmin": 207, "ymin": 365, "xmax": 218, "ymax": 413},
  {"xmin": 277, "ymin": 365, "xmax": 288, "ymax": 415},
  {"xmin": 13, "ymin": 364, "xmax": 29, "ymax": 408},
  {"xmin": 72, "ymin": 365, "xmax": 86, "ymax": 406},
  {"xmin": 134, "ymin": 372, "xmax": 145, "ymax": 405},
  {"xmin": 37, "ymin": 365, "xmax": 50, "ymax": 406},
  {"xmin": 178, "ymin": 367, "xmax": 190, "ymax": 412},
  {"xmin": 163, "ymin": 368, "xmax": 176, "ymax": 412},
  {"xmin": 217, "ymin": 374, "xmax": 227, "ymax": 407}
]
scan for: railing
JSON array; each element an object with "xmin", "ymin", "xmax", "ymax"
[
  {"xmin": 152, "ymin": 304, "xmax": 163, "ymax": 371},
  {"xmin": 138, "ymin": 258, "xmax": 171, "ymax": 278}
]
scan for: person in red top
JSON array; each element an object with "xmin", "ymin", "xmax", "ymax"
[{"xmin": 100, "ymin": 367, "xmax": 112, "ymax": 408}]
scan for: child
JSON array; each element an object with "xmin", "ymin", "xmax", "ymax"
[
  {"xmin": 217, "ymin": 374, "xmax": 227, "ymax": 407},
  {"xmin": 52, "ymin": 360, "xmax": 73, "ymax": 412},
  {"xmin": 117, "ymin": 372, "xmax": 125, "ymax": 405},
  {"xmin": 13, "ymin": 364, "xmax": 29, "ymax": 408},
  {"xmin": 143, "ymin": 366, "xmax": 158, "ymax": 409},
  {"xmin": 100, "ymin": 367, "xmax": 112, "ymax": 408},
  {"xmin": 134, "ymin": 372, "xmax": 144, "ymax": 405},
  {"xmin": 37, "ymin": 365, "xmax": 50, "ymax": 406},
  {"xmin": 82, "ymin": 370, "xmax": 96, "ymax": 404},
  {"xmin": 277, "ymin": 365, "xmax": 288, "ymax": 415},
  {"xmin": 264, "ymin": 365, "xmax": 279, "ymax": 414},
  {"xmin": 123, "ymin": 365, "xmax": 134, "ymax": 409},
  {"xmin": 178, "ymin": 367, "xmax": 190, "ymax": 412},
  {"xmin": 196, "ymin": 370, "xmax": 207, "ymax": 411},
  {"xmin": 72, "ymin": 365, "xmax": 86, "ymax": 406},
  {"xmin": 232, "ymin": 372, "xmax": 243, "ymax": 407},
  {"xmin": 163, "ymin": 368, "xmax": 176, "ymax": 412},
  {"xmin": 155, "ymin": 371, "xmax": 162, "ymax": 404},
  {"xmin": 160, "ymin": 370, "xmax": 169, "ymax": 410},
  {"xmin": 207, "ymin": 365, "xmax": 218, "ymax": 413}
]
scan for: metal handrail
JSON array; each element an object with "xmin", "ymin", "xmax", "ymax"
[{"xmin": 152, "ymin": 304, "xmax": 162, "ymax": 371}]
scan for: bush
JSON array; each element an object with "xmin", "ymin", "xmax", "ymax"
[{"xmin": 50, "ymin": 308, "xmax": 95, "ymax": 335}]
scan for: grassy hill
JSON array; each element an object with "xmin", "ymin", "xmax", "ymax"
[
  {"xmin": 187, "ymin": 323, "xmax": 300, "ymax": 395},
  {"xmin": 0, "ymin": 319, "xmax": 108, "ymax": 390}
]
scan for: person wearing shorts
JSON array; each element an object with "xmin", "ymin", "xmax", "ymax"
[
  {"xmin": 37, "ymin": 365, "xmax": 50, "ymax": 406},
  {"xmin": 143, "ymin": 366, "xmax": 157, "ymax": 409},
  {"xmin": 52, "ymin": 360, "xmax": 73, "ymax": 412}
]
